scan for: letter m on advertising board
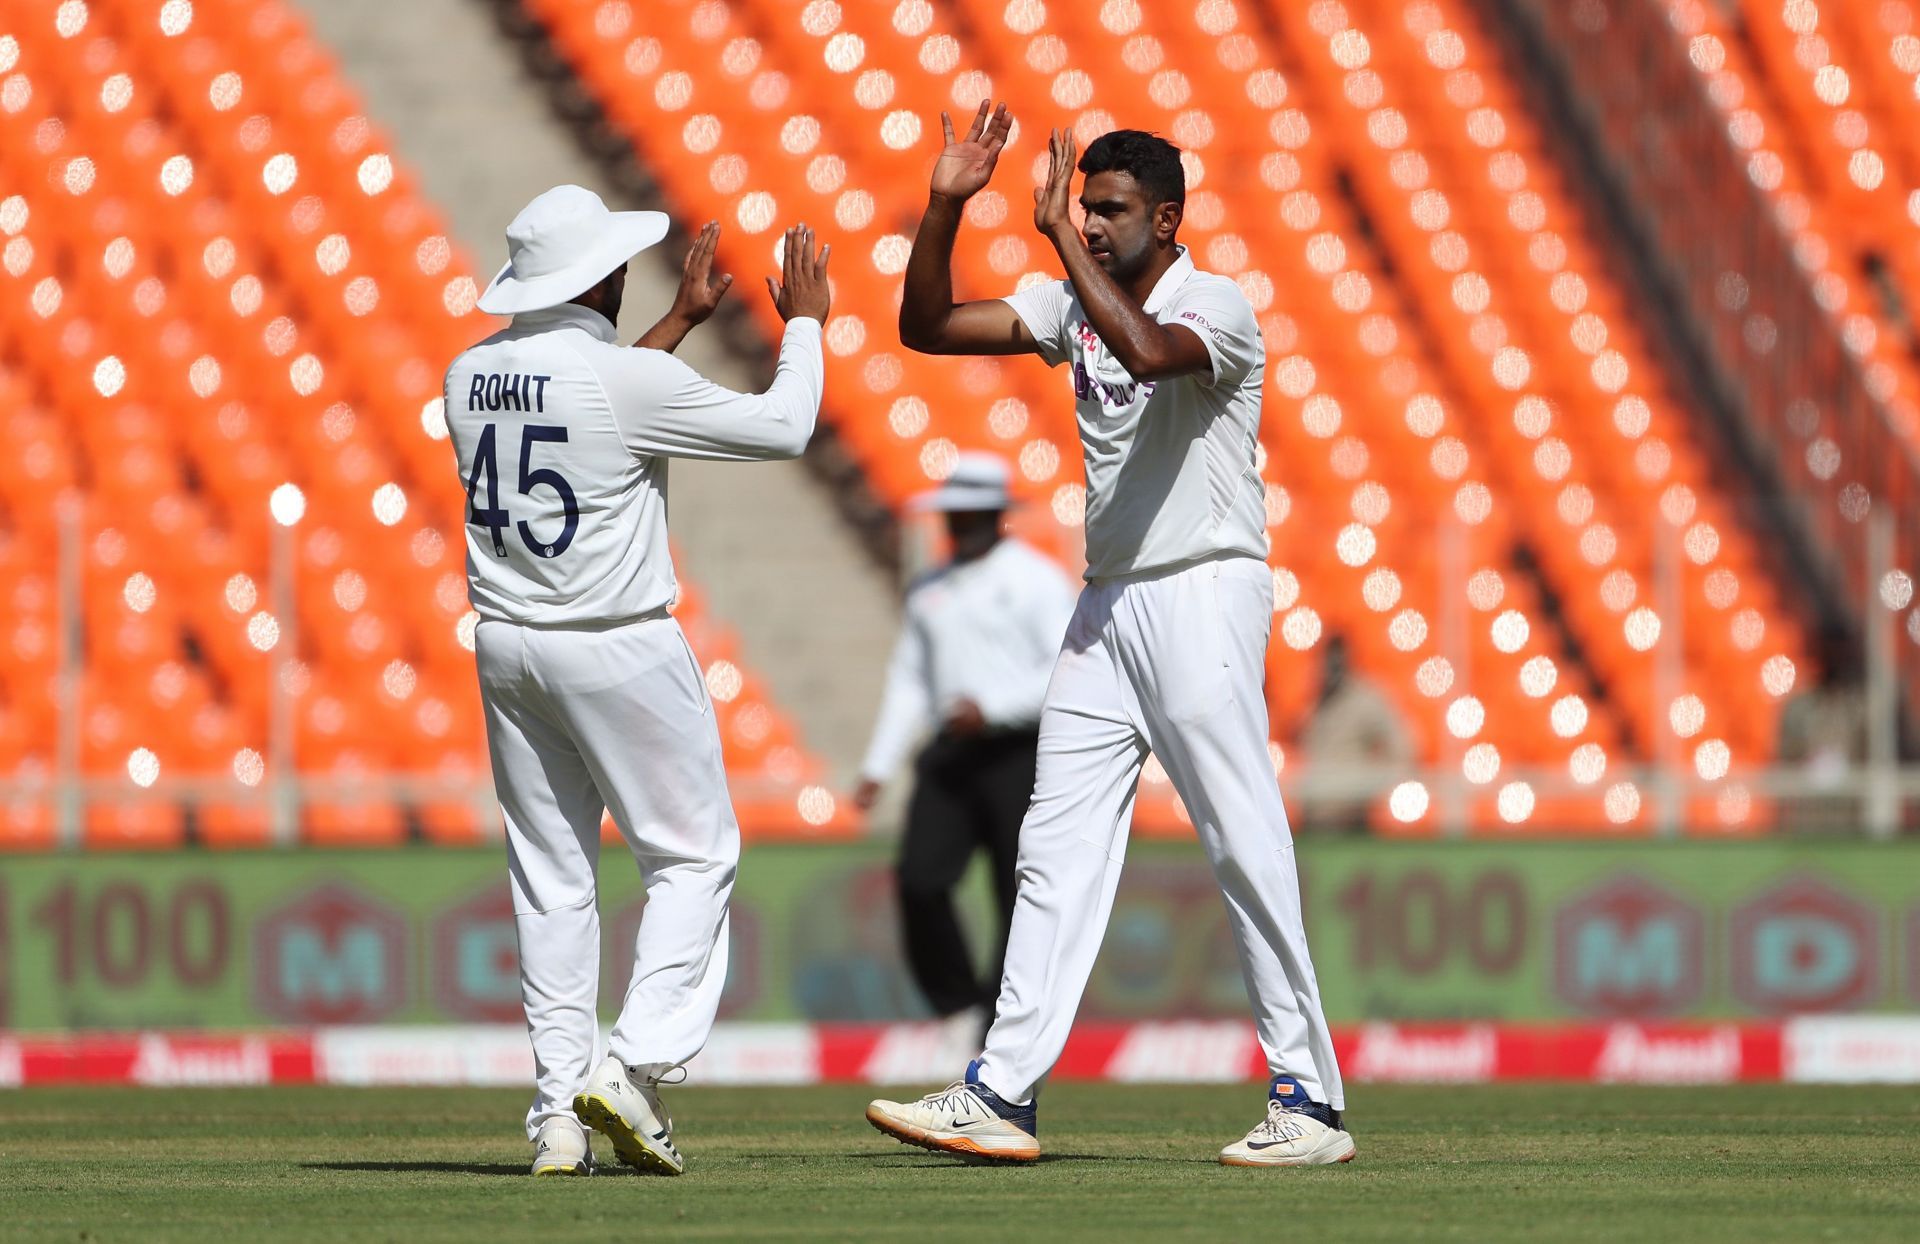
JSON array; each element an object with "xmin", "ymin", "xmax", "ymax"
[
  {"xmin": 1553, "ymin": 875, "xmax": 1704, "ymax": 1016},
  {"xmin": 254, "ymin": 883, "xmax": 409, "ymax": 1023}
]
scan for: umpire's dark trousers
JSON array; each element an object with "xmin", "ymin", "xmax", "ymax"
[{"xmin": 896, "ymin": 727, "xmax": 1039, "ymax": 1017}]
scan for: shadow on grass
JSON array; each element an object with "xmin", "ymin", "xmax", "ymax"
[
  {"xmin": 302, "ymin": 1161, "xmax": 529, "ymax": 1177},
  {"xmin": 847, "ymin": 1151, "xmax": 1188, "ymax": 1167}
]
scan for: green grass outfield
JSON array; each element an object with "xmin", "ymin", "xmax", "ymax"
[{"xmin": 5, "ymin": 1083, "xmax": 1918, "ymax": 1241}]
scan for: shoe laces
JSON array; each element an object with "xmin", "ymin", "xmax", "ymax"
[
  {"xmin": 1250, "ymin": 1098, "xmax": 1312, "ymax": 1143},
  {"xmin": 626, "ymin": 1060, "xmax": 689, "ymax": 1087},
  {"xmin": 919, "ymin": 1080, "xmax": 984, "ymax": 1115}
]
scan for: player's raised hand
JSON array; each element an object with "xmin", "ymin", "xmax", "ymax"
[
  {"xmin": 765, "ymin": 223, "xmax": 832, "ymax": 324},
  {"xmin": 669, "ymin": 221, "xmax": 733, "ymax": 325},
  {"xmin": 930, "ymin": 99, "xmax": 1012, "ymax": 204},
  {"xmin": 1032, "ymin": 127, "xmax": 1078, "ymax": 242}
]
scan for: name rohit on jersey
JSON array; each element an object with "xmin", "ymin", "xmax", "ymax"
[{"xmin": 468, "ymin": 372, "xmax": 554, "ymax": 413}]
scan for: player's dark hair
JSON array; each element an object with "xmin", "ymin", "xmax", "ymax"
[{"xmin": 1077, "ymin": 130, "xmax": 1185, "ymax": 209}]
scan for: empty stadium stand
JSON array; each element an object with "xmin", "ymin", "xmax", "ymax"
[{"xmin": 0, "ymin": 0, "xmax": 848, "ymax": 848}]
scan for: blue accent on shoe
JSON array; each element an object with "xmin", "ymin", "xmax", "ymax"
[
  {"xmin": 965, "ymin": 1059, "xmax": 1039, "ymax": 1137},
  {"xmin": 1269, "ymin": 1074, "xmax": 1342, "ymax": 1131}
]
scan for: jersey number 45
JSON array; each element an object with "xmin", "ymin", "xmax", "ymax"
[{"xmin": 465, "ymin": 422, "xmax": 579, "ymax": 559}]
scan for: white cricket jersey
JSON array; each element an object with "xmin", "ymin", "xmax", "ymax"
[
  {"xmin": 443, "ymin": 304, "xmax": 823, "ymax": 625},
  {"xmin": 1001, "ymin": 246, "xmax": 1269, "ymax": 580},
  {"xmin": 859, "ymin": 538, "xmax": 1079, "ymax": 782}
]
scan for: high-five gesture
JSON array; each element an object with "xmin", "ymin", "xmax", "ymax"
[
  {"xmin": 931, "ymin": 99, "xmax": 1013, "ymax": 204},
  {"xmin": 1033, "ymin": 127, "xmax": 1078, "ymax": 243},
  {"xmin": 636, "ymin": 220, "xmax": 734, "ymax": 352},
  {"xmin": 898, "ymin": 99, "xmax": 1046, "ymax": 356},
  {"xmin": 766, "ymin": 223, "xmax": 832, "ymax": 324},
  {"xmin": 669, "ymin": 220, "xmax": 733, "ymax": 326}
]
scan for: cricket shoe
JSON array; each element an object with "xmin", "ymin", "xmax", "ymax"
[
  {"xmin": 530, "ymin": 1118, "xmax": 592, "ymax": 1176},
  {"xmin": 865, "ymin": 1059, "xmax": 1040, "ymax": 1162},
  {"xmin": 572, "ymin": 1055, "xmax": 686, "ymax": 1176},
  {"xmin": 1220, "ymin": 1074, "xmax": 1356, "ymax": 1167}
]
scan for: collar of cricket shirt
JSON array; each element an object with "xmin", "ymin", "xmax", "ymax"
[
  {"xmin": 1140, "ymin": 244, "xmax": 1197, "ymax": 317},
  {"xmin": 513, "ymin": 301, "xmax": 619, "ymax": 343}
]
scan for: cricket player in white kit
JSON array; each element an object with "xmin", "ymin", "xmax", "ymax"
[
  {"xmin": 865, "ymin": 106, "xmax": 1353, "ymax": 1166},
  {"xmin": 445, "ymin": 185, "xmax": 831, "ymax": 1176}
]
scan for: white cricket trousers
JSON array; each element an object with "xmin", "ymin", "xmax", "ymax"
[
  {"xmin": 975, "ymin": 555, "xmax": 1346, "ymax": 1109},
  {"xmin": 475, "ymin": 615, "xmax": 738, "ymax": 1140}
]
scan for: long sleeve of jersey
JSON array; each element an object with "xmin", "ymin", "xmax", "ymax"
[
  {"xmin": 607, "ymin": 317, "xmax": 824, "ymax": 462},
  {"xmin": 859, "ymin": 615, "xmax": 935, "ymax": 784}
]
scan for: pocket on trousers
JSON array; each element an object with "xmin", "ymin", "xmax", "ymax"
[
  {"xmin": 674, "ymin": 628, "xmax": 711, "ymax": 709},
  {"xmin": 1156, "ymin": 564, "xmax": 1234, "ymax": 727}
]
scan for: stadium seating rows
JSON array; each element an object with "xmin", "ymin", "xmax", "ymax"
[
  {"xmin": 1705, "ymin": 0, "xmax": 1920, "ymax": 451},
  {"xmin": 1665, "ymin": 0, "xmax": 1920, "ymax": 662},
  {"xmin": 0, "ymin": 0, "xmax": 847, "ymax": 848},
  {"xmin": 524, "ymin": 0, "xmax": 1808, "ymax": 832}
]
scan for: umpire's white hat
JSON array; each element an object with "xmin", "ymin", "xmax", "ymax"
[
  {"xmin": 912, "ymin": 451, "xmax": 1014, "ymax": 512},
  {"xmin": 478, "ymin": 185, "xmax": 669, "ymax": 315}
]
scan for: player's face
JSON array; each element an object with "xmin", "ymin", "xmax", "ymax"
[
  {"xmin": 1078, "ymin": 171, "xmax": 1176, "ymax": 284},
  {"xmin": 945, "ymin": 508, "xmax": 1002, "ymax": 561}
]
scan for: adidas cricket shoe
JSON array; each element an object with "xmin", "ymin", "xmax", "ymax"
[
  {"xmin": 1220, "ymin": 1074, "xmax": 1356, "ymax": 1167},
  {"xmin": 572, "ymin": 1055, "xmax": 686, "ymax": 1176},
  {"xmin": 530, "ymin": 1118, "xmax": 592, "ymax": 1176},
  {"xmin": 865, "ymin": 1059, "xmax": 1040, "ymax": 1162}
]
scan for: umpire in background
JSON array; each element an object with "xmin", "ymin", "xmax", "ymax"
[{"xmin": 853, "ymin": 453, "xmax": 1077, "ymax": 1035}]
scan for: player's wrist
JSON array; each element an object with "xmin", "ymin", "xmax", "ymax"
[{"xmin": 1042, "ymin": 222, "xmax": 1082, "ymax": 251}]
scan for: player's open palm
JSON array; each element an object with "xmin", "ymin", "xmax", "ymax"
[
  {"xmin": 670, "ymin": 220, "xmax": 733, "ymax": 325},
  {"xmin": 931, "ymin": 100, "xmax": 1012, "ymax": 204},
  {"xmin": 1033, "ymin": 127, "xmax": 1077, "ymax": 241},
  {"xmin": 766, "ymin": 223, "xmax": 832, "ymax": 324}
]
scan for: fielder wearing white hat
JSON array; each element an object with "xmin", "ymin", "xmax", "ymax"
[
  {"xmin": 911, "ymin": 450, "xmax": 1015, "ymax": 512},
  {"xmin": 446, "ymin": 193, "xmax": 832, "ymax": 1177},
  {"xmin": 478, "ymin": 184, "xmax": 671, "ymax": 315}
]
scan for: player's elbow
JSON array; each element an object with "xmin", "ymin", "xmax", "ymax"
[
  {"xmin": 898, "ymin": 308, "xmax": 955, "ymax": 355},
  {"xmin": 898, "ymin": 321, "xmax": 938, "ymax": 355},
  {"xmin": 765, "ymin": 412, "xmax": 817, "ymax": 460},
  {"xmin": 1119, "ymin": 337, "xmax": 1207, "ymax": 383},
  {"xmin": 750, "ymin": 428, "xmax": 807, "ymax": 461},
  {"xmin": 1114, "ymin": 344, "xmax": 1179, "ymax": 382}
]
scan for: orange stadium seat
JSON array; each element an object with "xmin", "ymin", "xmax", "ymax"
[
  {"xmin": 1674, "ymin": 3, "xmax": 1920, "ymax": 448},
  {"xmin": 0, "ymin": 0, "xmax": 852, "ymax": 845}
]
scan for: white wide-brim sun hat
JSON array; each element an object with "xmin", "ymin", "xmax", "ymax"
[
  {"xmin": 910, "ymin": 451, "xmax": 1015, "ymax": 512},
  {"xmin": 477, "ymin": 184, "xmax": 670, "ymax": 316}
]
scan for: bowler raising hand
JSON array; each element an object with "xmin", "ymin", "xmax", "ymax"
[{"xmin": 869, "ymin": 107, "xmax": 1354, "ymax": 1169}]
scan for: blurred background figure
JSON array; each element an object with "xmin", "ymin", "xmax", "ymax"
[
  {"xmin": 1295, "ymin": 634, "xmax": 1414, "ymax": 834},
  {"xmin": 1776, "ymin": 627, "xmax": 1869, "ymax": 834},
  {"xmin": 853, "ymin": 453, "xmax": 1077, "ymax": 1039}
]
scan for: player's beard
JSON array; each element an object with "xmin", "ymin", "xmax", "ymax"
[{"xmin": 1096, "ymin": 232, "xmax": 1154, "ymax": 286}]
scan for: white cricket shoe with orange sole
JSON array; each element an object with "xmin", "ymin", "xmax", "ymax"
[{"xmin": 866, "ymin": 1059, "xmax": 1040, "ymax": 1162}]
